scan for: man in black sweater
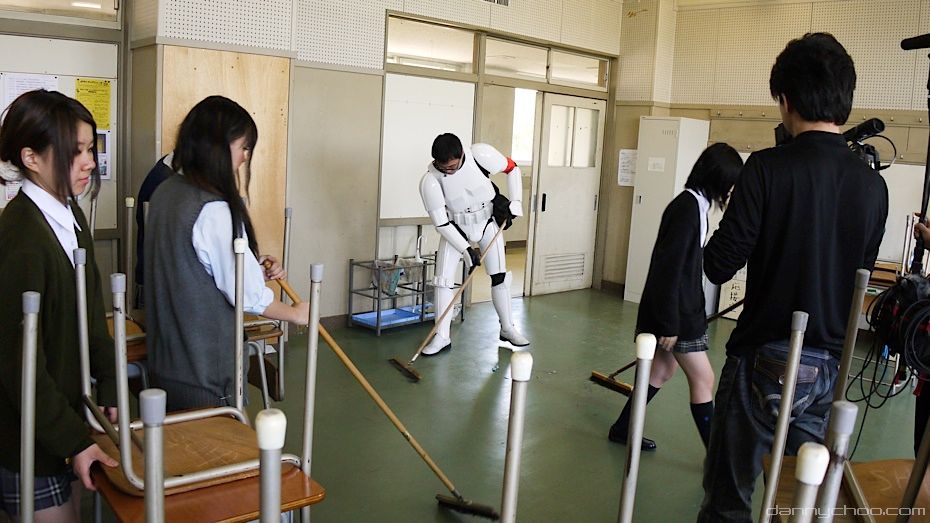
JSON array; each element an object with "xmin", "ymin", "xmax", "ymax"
[{"xmin": 697, "ymin": 33, "xmax": 888, "ymax": 522}]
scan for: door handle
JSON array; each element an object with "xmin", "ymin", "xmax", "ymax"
[
  {"xmin": 541, "ymin": 193, "xmax": 547, "ymax": 212},
  {"xmin": 594, "ymin": 194, "xmax": 598, "ymax": 211}
]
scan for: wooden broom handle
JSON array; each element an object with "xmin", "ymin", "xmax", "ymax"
[
  {"xmin": 262, "ymin": 261, "xmax": 460, "ymax": 494},
  {"xmin": 262, "ymin": 260, "xmax": 302, "ymax": 304}
]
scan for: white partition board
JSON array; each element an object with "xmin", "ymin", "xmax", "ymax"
[{"xmin": 379, "ymin": 73, "xmax": 474, "ymax": 220}]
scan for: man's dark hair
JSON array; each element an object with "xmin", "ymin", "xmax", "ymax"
[
  {"xmin": 685, "ymin": 142, "xmax": 744, "ymax": 210},
  {"xmin": 431, "ymin": 133, "xmax": 464, "ymax": 163},
  {"xmin": 770, "ymin": 32, "xmax": 856, "ymax": 125}
]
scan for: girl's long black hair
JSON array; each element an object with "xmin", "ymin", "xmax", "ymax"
[
  {"xmin": 684, "ymin": 142, "xmax": 744, "ymax": 210},
  {"xmin": 172, "ymin": 96, "xmax": 259, "ymax": 254}
]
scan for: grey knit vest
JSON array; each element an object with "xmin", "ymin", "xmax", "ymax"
[{"xmin": 144, "ymin": 175, "xmax": 241, "ymax": 411}]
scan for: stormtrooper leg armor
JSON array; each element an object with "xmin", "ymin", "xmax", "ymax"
[
  {"xmin": 422, "ymin": 238, "xmax": 460, "ymax": 356},
  {"xmin": 480, "ymin": 222, "xmax": 529, "ymax": 347}
]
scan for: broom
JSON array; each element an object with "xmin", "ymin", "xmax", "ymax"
[
  {"xmin": 590, "ymin": 297, "xmax": 745, "ymax": 395},
  {"xmin": 272, "ymin": 276, "xmax": 500, "ymax": 519},
  {"xmin": 390, "ymin": 225, "xmax": 506, "ymax": 382}
]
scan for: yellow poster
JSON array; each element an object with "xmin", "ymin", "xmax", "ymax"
[{"xmin": 75, "ymin": 78, "xmax": 111, "ymax": 130}]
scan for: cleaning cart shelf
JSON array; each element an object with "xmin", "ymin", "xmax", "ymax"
[{"xmin": 347, "ymin": 255, "xmax": 464, "ymax": 335}]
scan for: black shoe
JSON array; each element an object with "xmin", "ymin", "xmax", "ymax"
[{"xmin": 608, "ymin": 427, "xmax": 657, "ymax": 451}]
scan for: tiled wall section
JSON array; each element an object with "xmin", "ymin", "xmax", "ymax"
[{"xmin": 672, "ymin": 0, "xmax": 928, "ymax": 111}]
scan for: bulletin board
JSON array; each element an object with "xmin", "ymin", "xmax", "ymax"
[
  {"xmin": 379, "ymin": 73, "xmax": 475, "ymax": 221},
  {"xmin": 0, "ymin": 35, "xmax": 119, "ymax": 230}
]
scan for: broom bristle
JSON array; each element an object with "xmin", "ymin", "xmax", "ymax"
[
  {"xmin": 436, "ymin": 494, "xmax": 500, "ymax": 520},
  {"xmin": 389, "ymin": 358, "xmax": 422, "ymax": 382},
  {"xmin": 590, "ymin": 371, "xmax": 633, "ymax": 396}
]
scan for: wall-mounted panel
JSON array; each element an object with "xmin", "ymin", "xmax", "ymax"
[
  {"xmin": 713, "ymin": 3, "xmax": 811, "ymax": 106},
  {"xmin": 161, "ymin": 46, "xmax": 290, "ymax": 260},
  {"xmin": 162, "ymin": 0, "xmax": 291, "ymax": 52},
  {"xmin": 812, "ymin": 0, "xmax": 918, "ymax": 110},
  {"xmin": 618, "ymin": 0, "xmax": 657, "ymax": 101},
  {"xmin": 403, "ymin": 0, "xmax": 491, "ymax": 28},
  {"xmin": 489, "ymin": 0, "xmax": 561, "ymax": 44},
  {"xmin": 561, "ymin": 0, "xmax": 621, "ymax": 55},
  {"xmin": 671, "ymin": 9, "xmax": 717, "ymax": 104},
  {"xmin": 379, "ymin": 73, "xmax": 475, "ymax": 220},
  {"xmin": 296, "ymin": 0, "xmax": 402, "ymax": 69},
  {"xmin": 915, "ymin": 0, "xmax": 930, "ymax": 111},
  {"xmin": 651, "ymin": 0, "xmax": 675, "ymax": 103}
]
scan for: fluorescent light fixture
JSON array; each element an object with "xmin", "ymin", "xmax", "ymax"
[{"xmin": 71, "ymin": 2, "xmax": 102, "ymax": 8}]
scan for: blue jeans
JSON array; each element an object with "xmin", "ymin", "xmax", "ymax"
[{"xmin": 697, "ymin": 341, "xmax": 838, "ymax": 522}]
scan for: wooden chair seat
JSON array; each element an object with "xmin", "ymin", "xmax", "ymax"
[
  {"xmin": 105, "ymin": 315, "xmax": 282, "ymax": 363},
  {"xmin": 94, "ymin": 461, "xmax": 324, "ymax": 523},
  {"xmin": 92, "ymin": 415, "xmax": 262, "ymax": 497},
  {"xmin": 770, "ymin": 456, "xmax": 930, "ymax": 522}
]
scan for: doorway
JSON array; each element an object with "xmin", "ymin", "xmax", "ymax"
[
  {"xmin": 472, "ymin": 87, "xmax": 605, "ymax": 301},
  {"xmin": 528, "ymin": 93, "xmax": 606, "ymax": 295}
]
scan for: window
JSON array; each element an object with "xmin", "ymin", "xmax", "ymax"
[
  {"xmin": 0, "ymin": 0, "xmax": 118, "ymax": 22},
  {"xmin": 510, "ymin": 88, "xmax": 536, "ymax": 164},
  {"xmin": 547, "ymin": 104, "xmax": 600, "ymax": 168},
  {"xmin": 549, "ymin": 51, "xmax": 608, "ymax": 90},
  {"xmin": 386, "ymin": 17, "xmax": 475, "ymax": 73},
  {"xmin": 485, "ymin": 38, "xmax": 547, "ymax": 81}
]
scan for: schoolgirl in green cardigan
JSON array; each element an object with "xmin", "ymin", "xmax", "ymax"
[{"xmin": 0, "ymin": 90, "xmax": 119, "ymax": 522}]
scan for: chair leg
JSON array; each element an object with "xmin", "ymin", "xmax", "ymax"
[{"xmin": 250, "ymin": 341, "xmax": 271, "ymax": 409}]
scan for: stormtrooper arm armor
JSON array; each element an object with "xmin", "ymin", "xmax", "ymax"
[
  {"xmin": 471, "ymin": 143, "xmax": 523, "ymax": 217},
  {"xmin": 420, "ymin": 173, "xmax": 470, "ymax": 253}
]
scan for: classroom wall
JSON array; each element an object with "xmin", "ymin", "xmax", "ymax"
[
  {"xmin": 286, "ymin": 66, "xmax": 382, "ymax": 313},
  {"xmin": 599, "ymin": 0, "xmax": 930, "ymax": 288}
]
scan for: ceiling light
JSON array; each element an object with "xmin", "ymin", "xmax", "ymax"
[{"xmin": 71, "ymin": 2, "xmax": 102, "ymax": 9}]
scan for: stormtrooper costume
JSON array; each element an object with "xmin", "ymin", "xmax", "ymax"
[{"xmin": 419, "ymin": 143, "xmax": 530, "ymax": 355}]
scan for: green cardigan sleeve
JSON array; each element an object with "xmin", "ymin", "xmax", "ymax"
[{"xmin": 0, "ymin": 242, "xmax": 95, "ymax": 461}]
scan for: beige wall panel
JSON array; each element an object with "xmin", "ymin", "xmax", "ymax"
[
  {"xmin": 669, "ymin": 107, "xmax": 711, "ymax": 120},
  {"xmin": 917, "ymin": 0, "xmax": 930, "ymax": 111},
  {"xmin": 130, "ymin": 45, "xmax": 159, "ymax": 197},
  {"xmin": 713, "ymin": 4, "xmax": 811, "ymax": 106},
  {"xmin": 602, "ymin": 104, "xmax": 652, "ymax": 284},
  {"xmin": 479, "ymin": 84, "xmax": 515, "ymax": 154},
  {"xmin": 287, "ymin": 67, "xmax": 382, "ymax": 315},
  {"xmin": 618, "ymin": 0, "xmax": 657, "ymax": 102},
  {"xmin": 652, "ymin": 0, "xmax": 675, "ymax": 103},
  {"xmin": 160, "ymin": 46, "xmax": 290, "ymax": 261},
  {"xmin": 812, "ymin": 0, "xmax": 919, "ymax": 110},
  {"xmin": 908, "ymin": 127, "xmax": 928, "ymax": 158},
  {"xmin": 709, "ymin": 119, "xmax": 776, "ymax": 154},
  {"xmin": 671, "ymin": 9, "xmax": 717, "ymax": 105},
  {"xmin": 488, "ymin": 0, "xmax": 561, "ymax": 44},
  {"xmin": 560, "ymin": 0, "xmax": 622, "ymax": 56}
]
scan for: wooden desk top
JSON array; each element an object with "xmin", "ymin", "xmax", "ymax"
[{"xmin": 94, "ymin": 462, "xmax": 325, "ymax": 523}]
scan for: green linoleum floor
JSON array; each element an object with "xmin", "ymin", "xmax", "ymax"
[
  {"xmin": 255, "ymin": 289, "xmax": 918, "ymax": 522},
  {"xmin": 74, "ymin": 288, "xmax": 917, "ymax": 522}
]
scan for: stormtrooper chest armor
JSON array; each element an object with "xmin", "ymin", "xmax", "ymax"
[{"xmin": 439, "ymin": 154, "xmax": 495, "ymax": 213}]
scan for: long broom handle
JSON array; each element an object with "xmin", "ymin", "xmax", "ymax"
[
  {"xmin": 272, "ymin": 278, "xmax": 463, "ymax": 498},
  {"xmin": 409, "ymin": 225, "xmax": 506, "ymax": 364},
  {"xmin": 607, "ymin": 297, "xmax": 746, "ymax": 380}
]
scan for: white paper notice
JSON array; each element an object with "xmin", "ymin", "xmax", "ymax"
[
  {"xmin": 2, "ymin": 73, "xmax": 59, "ymax": 110},
  {"xmin": 647, "ymin": 156, "xmax": 666, "ymax": 173},
  {"xmin": 618, "ymin": 149, "xmax": 636, "ymax": 186}
]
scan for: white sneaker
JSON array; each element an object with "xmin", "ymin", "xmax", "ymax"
[
  {"xmin": 500, "ymin": 327, "xmax": 529, "ymax": 347},
  {"xmin": 421, "ymin": 335, "xmax": 452, "ymax": 356}
]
